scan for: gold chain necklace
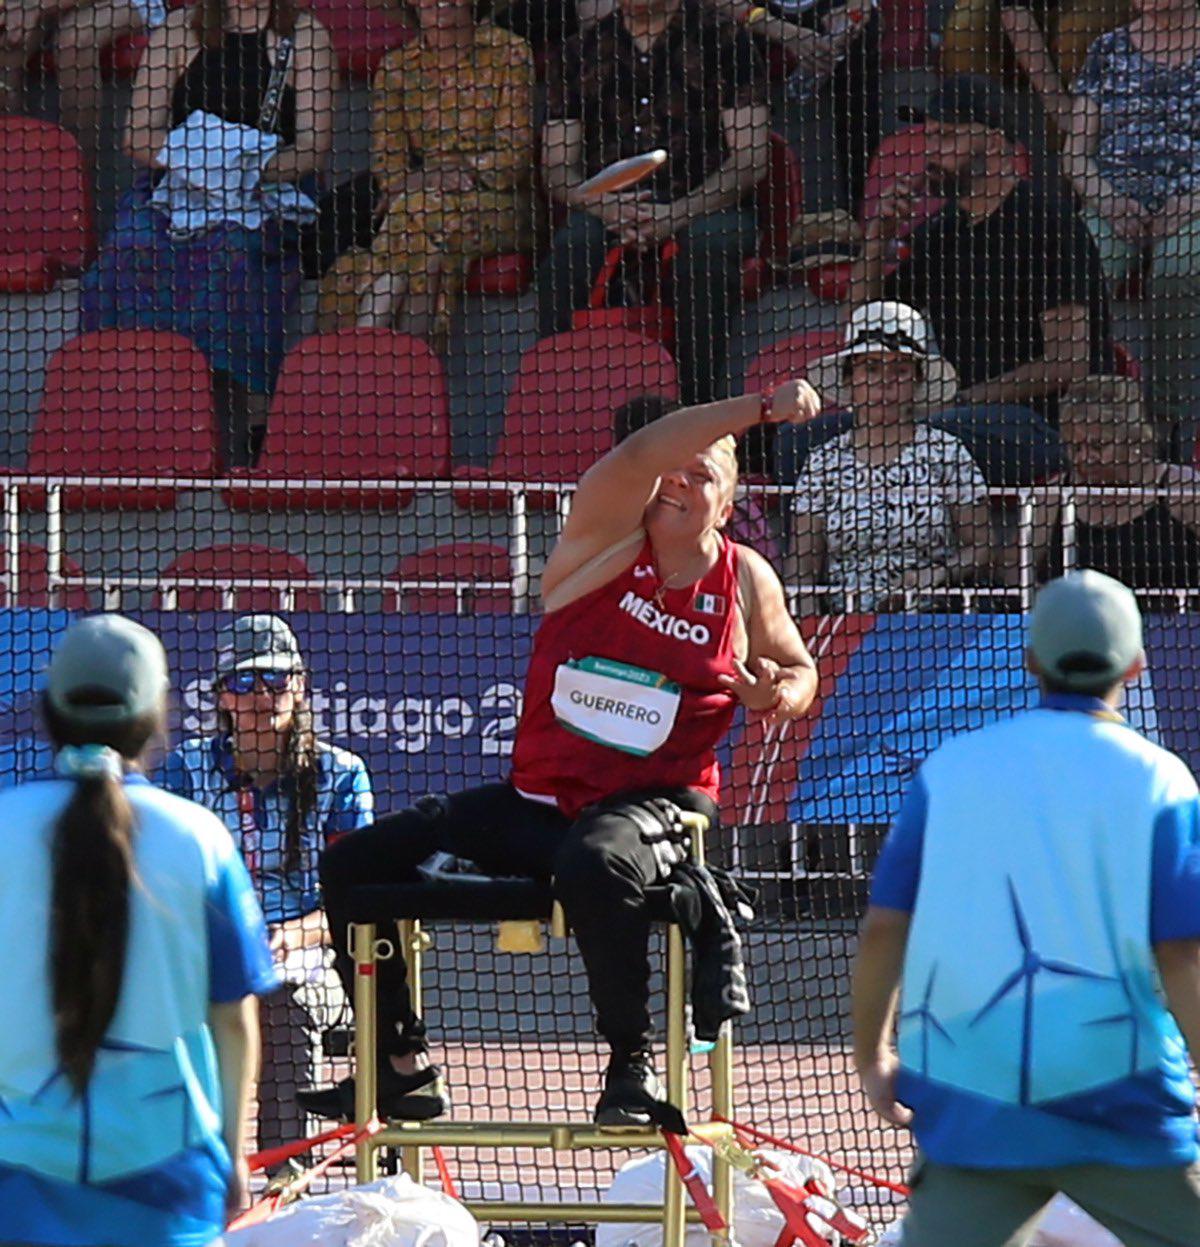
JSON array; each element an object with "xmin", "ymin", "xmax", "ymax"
[{"xmin": 653, "ymin": 570, "xmax": 681, "ymax": 609}]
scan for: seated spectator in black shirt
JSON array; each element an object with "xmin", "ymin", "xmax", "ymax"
[
  {"xmin": 711, "ymin": 0, "xmax": 882, "ymax": 210},
  {"xmin": 535, "ymin": 0, "xmax": 769, "ymax": 405},
  {"xmin": 1030, "ymin": 374, "xmax": 1200, "ymax": 591},
  {"xmin": 848, "ymin": 75, "xmax": 1108, "ymax": 483}
]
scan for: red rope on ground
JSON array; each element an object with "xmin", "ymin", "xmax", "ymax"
[
  {"xmin": 431, "ymin": 1145, "xmax": 460, "ymax": 1200},
  {"xmin": 246, "ymin": 1122, "xmax": 357, "ymax": 1174},
  {"xmin": 228, "ymin": 1118, "xmax": 386, "ymax": 1231},
  {"xmin": 714, "ymin": 1116, "xmax": 910, "ymax": 1198},
  {"xmin": 663, "ymin": 1130, "xmax": 727, "ymax": 1232}
]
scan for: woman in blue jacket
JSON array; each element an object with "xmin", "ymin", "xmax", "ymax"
[{"xmin": 0, "ymin": 614, "xmax": 277, "ymax": 1246}]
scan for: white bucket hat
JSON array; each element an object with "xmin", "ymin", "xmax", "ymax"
[{"xmin": 807, "ymin": 301, "xmax": 959, "ymax": 413}]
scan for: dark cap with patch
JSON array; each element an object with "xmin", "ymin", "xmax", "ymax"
[
  {"xmin": 1028, "ymin": 571, "xmax": 1143, "ymax": 690},
  {"xmin": 904, "ymin": 74, "xmax": 1031, "ymax": 149},
  {"xmin": 214, "ymin": 614, "xmax": 304, "ymax": 678},
  {"xmin": 47, "ymin": 614, "xmax": 169, "ymax": 725}
]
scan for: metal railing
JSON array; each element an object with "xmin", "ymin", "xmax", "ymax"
[{"xmin": 1, "ymin": 476, "xmax": 1196, "ymax": 613}]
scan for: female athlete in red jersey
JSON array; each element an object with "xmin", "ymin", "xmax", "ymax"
[{"xmin": 302, "ymin": 382, "xmax": 821, "ymax": 1128}]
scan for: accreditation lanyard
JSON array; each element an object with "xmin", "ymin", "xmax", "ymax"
[{"xmin": 237, "ymin": 785, "xmax": 261, "ymax": 883}]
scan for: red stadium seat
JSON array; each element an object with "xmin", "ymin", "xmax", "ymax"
[
  {"xmin": 388, "ymin": 542, "xmax": 513, "ymax": 613},
  {"xmin": 303, "ymin": 0, "xmax": 414, "ymax": 78},
  {"xmin": 454, "ymin": 327, "xmax": 679, "ymax": 511},
  {"xmin": 156, "ymin": 543, "xmax": 323, "ymax": 612},
  {"xmin": 743, "ymin": 329, "xmax": 845, "ymax": 403},
  {"xmin": 22, "ymin": 330, "xmax": 217, "ymax": 509},
  {"xmin": 0, "ymin": 117, "xmax": 96, "ymax": 293},
  {"xmin": 229, "ymin": 329, "xmax": 451, "ymax": 510},
  {"xmin": 0, "ymin": 544, "xmax": 93, "ymax": 609}
]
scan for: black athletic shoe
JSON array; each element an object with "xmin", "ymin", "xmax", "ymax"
[
  {"xmin": 594, "ymin": 1052, "xmax": 667, "ymax": 1130},
  {"xmin": 297, "ymin": 1063, "xmax": 450, "ymax": 1123}
]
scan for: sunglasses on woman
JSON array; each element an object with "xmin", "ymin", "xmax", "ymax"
[{"xmin": 219, "ymin": 669, "xmax": 296, "ymax": 695}]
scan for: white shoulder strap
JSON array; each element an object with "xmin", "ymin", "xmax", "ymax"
[{"xmin": 735, "ymin": 542, "xmax": 754, "ymax": 635}]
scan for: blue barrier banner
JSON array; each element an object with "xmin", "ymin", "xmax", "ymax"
[
  {"xmin": 0, "ymin": 612, "xmax": 537, "ymax": 807},
  {"xmin": 0, "ymin": 611, "xmax": 1190, "ymax": 825},
  {"xmin": 789, "ymin": 615, "xmax": 1164, "ymax": 825}
]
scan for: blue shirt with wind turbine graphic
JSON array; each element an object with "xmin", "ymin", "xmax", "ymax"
[{"xmin": 870, "ymin": 693, "xmax": 1200, "ymax": 1167}]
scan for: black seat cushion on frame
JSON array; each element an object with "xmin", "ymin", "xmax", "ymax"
[{"xmin": 345, "ymin": 860, "xmax": 679, "ymax": 925}]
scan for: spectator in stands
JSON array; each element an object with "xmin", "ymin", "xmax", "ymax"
[
  {"xmin": 536, "ymin": 0, "xmax": 769, "ymax": 405},
  {"xmin": 788, "ymin": 302, "xmax": 995, "ymax": 611},
  {"xmin": 850, "ymin": 74, "xmax": 1106, "ymax": 482},
  {"xmin": 1064, "ymin": 0, "xmax": 1200, "ymax": 434},
  {"xmin": 79, "ymin": 0, "xmax": 336, "ymax": 466},
  {"xmin": 0, "ymin": 0, "xmax": 166, "ymax": 165},
  {"xmin": 315, "ymin": 0, "xmax": 534, "ymax": 347},
  {"xmin": 161, "ymin": 614, "xmax": 375, "ymax": 1155},
  {"xmin": 712, "ymin": 0, "xmax": 881, "ymax": 209},
  {"xmin": 1029, "ymin": 375, "xmax": 1200, "ymax": 590},
  {"xmin": 616, "ymin": 394, "xmax": 781, "ymax": 560}
]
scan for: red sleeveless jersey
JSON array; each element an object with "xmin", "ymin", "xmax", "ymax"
[{"xmin": 510, "ymin": 535, "xmax": 742, "ymax": 817}]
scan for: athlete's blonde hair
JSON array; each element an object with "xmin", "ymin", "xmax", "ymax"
[{"xmin": 707, "ymin": 434, "xmax": 740, "ymax": 503}]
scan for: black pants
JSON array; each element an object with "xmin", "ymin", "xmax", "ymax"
[{"xmin": 320, "ymin": 782, "xmax": 719, "ymax": 1059}]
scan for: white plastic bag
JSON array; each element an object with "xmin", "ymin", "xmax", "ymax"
[
  {"xmin": 222, "ymin": 1173, "xmax": 480, "ymax": 1247},
  {"xmin": 1030, "ymin": 1196, "xmax": 1123, "ymax": 1247},
  {"xmin": 596, "ymin": 1145, "xmax": 838, "ymax": 1247}
]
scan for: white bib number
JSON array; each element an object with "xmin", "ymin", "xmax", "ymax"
[{"xmin": 551, "ymin": 657, "xmax": 681, "ymax": 757}]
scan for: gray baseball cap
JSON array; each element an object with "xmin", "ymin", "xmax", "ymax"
[
  {"xmin": 1027, "ymin": 571, "xmax": 1143, "ymax": 690},
  {"xmin": 214, "ymin": 614, "xmax": 304, "ymax": 677},
  {"xmin": 46, "ymin": 614, "xmax": 169, "ymax": 725}
]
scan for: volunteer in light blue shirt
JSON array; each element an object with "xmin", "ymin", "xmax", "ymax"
[
  {"xmin": 161, "ymin": 614, "xmax": 374, "ymax": 1154},
  {"xmin": 0, "ymin": 614, "xmax": 278, "ymax": 1247},
  {"xmin": 853, "ymin": 571, "xmax": 1200, "ymax": 1247}
]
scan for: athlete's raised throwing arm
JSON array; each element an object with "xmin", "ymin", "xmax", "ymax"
[{"xmin": 543, "ymin": 382, "xmax": 821, "ymax": 727}]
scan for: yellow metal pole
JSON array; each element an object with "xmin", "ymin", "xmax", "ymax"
[
  {"xmin": 371, "ymin": 1120, "xmax": 735, "ymax": 1150},
  {"xmin": 464, "ymin": 1203, "xmax": 709, "ymax": 1223},
  {"xmin": 352, "ymin": 921, "xmax": 380, "ymax": 1183},
  {"xmin": 710, "ymin": 1023, "xmax": 734, "ymax": 1241},
  {"xmin": 682, "ymin": 811, "xmax": 734, "ymax": 1243},
  {"xmin": 398, "ymin": 918, "xmax": 426, "ymax": 1184},
  {"xmin": 663, "ymin": 917, "xmax": 689, "ymax": 1247}
]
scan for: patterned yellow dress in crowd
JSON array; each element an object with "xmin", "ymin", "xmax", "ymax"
[{"xmin": 318, "ymin": 23, "xmax": 534, "ymax": 341}]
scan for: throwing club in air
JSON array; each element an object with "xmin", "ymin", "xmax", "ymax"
[{"xmin": 575, "ymin": 149, "xmax": 668, "ymax": 201}]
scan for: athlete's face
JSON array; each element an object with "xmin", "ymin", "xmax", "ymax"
[
  {"xmin": 647, "ymin": 450, "xmax": 735, "ymax": 541},
  {"xmin": 218, "ymin": 669, "xmax": 303, "ymax": 745}
]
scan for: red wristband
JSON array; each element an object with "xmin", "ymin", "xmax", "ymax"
[{"xmin": 759, "ymin": 388, "xmax": 776, "ymax": 424}]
